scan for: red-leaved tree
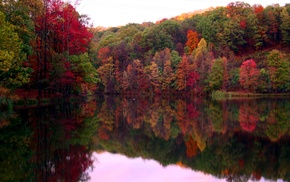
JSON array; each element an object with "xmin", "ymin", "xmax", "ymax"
[
  {"xmin": 239, "ymin": 59, "xmax": 259, "ymax": 92},
  {"xmin": 33, "ymin": 0, "xmax": 93, "ymax": 96}
]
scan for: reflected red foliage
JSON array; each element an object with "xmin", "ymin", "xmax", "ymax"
[
  {"xmin": 185, "ymin": 137, "xmax": 199, "ymax": 158},
  {"xmin": 98, "ymin": 127, "xmax": 110, "ymax": 140},
  {"xmin": 252, "ymin": 171, "xmax": 262, "ymax": 181},
  {"xmin": 238, "ymin": 103, "xmax": 259, "ymax": 132},
  {"xmin": 45, "ymin": 146, "xmax": 93, "ymax": 182},
  {"xmin": 186, "ymin": 72, "xmax": 199, "ymax": 88},
  {"xmin": 186, "ymin": 103, "xmax": 199, "ymax": 119}
]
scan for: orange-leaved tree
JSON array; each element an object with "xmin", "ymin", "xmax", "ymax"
[{"xmin": 185, "ymin": 30, "xmax": 199, "ymax": 54}]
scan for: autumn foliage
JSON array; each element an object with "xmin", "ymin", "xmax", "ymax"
[
  {"xmin": 239, "ymin": 59, "xmax": 259, "ymax": 92},
  {"xmin": 92, "ymin": 96, "xmax": 290, "ymax": 182},
  {"xmin": 185, "ymin": 30, "xmax": 199, "ymax": 54},
  {"xmin": 1, "ymin": 0, "xmax": 290, "ymax": 97},
  {"xmin": 90, "ymin": 2, "xmax": 290, "ymax": 95}
]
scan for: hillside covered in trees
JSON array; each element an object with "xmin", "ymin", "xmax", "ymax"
[
  {"xmin": 1, "ymin": 1, "xmax": 290, "ymax": 100},
  {"xmin": 91, "ymin": 2, "xmax": 290, "ymax": 95}
]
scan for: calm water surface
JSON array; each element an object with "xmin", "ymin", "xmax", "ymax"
[{"xmin": 0, "ymin": 96, "xmax": 289, "ymax": 181}]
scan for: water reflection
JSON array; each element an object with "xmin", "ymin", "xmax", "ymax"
[
  {"xmin": 93, "ymin": 97, "xmax": 290, "ymax": 182},
  {"xmin": 1, "ymin": 96, "xmax": 290, "ymax": 181},
  {"xmin": 0, "ymin": 113, "xmax": 33, "ymax": 181},
  {"xmin": 0, "ymin": 99, "xmax": 98, "ymax": 181}
]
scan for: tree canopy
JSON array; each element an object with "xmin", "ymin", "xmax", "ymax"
[{"xmin": 1, "ymin": 1, "xmax": 290, "ymax": 96}]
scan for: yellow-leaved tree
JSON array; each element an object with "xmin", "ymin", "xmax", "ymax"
[{"xmin": 0, "ymin": 11, "xmax": 31, "ymax": 88}]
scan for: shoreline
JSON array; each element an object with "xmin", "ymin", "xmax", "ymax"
[{"xmin": 211, "ymin": 90, "xmax": 290, "ymax": 100}]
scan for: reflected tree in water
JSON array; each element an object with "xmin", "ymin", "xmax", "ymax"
[
  {"xmin": 0, "ymin": 99, "xmax": 98, "ymax": 181},
  {"xmin": 93, "ymin": 96, "xmax": 290, "ymax": 182},
  {"xmin": 0, "ymin": 116, "xmax": 33, "ymax": 181},
  {"xmin": 238, "ymin": 101, "xmax": 259, "ymax": 132}
]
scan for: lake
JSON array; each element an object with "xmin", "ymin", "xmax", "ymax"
[{"xmin": 0, "ymin": 96, "xmax": 290, "ymax": 181}]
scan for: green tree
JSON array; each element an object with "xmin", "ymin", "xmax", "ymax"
[
  {"xmin": 228, "ymin": 68, "xmax": 240, "ymax": 90},
  {"xmin": 257, "ymin": 68, "xmax": 271, "ymax": 93},
  {"xmin": 141, "ymin": 26, "xmax": 174, "ymax": 55},
  {"xmin": 222, "ymin": 19, "xmax": 246, "ymax": 52},
  {"xmin": 280, "ymin": 8, "xmax": 290, "ymax": 44},
  {"xmin": 70, "ymin": 53, "xmax": 100, "ymax": 84},
  {"xmin": 116, "ymin": 24, "xmax": 143, "ymax": 42},
  {"xmin": 158, "ymin": 19, "xmax": 184, "ymax": 45},
  {"xmin": 0, "ymin": 0, "xmax": 35, "ymax": 54},
  {"xmin": 264, "ymin": 6, "xmax": 281, "ymax": 43},
  {"xmin": 97, "ymin": 31, "xmax": 118, "ymax": 49},
  {"xmin": 207, "ymin": 101, "xmax": 224, "ymax": 133},
  {"xmin": 0, "ymin": 116, "xmax": 33, "ymax": 181},
  {"xmin": 208, "ymin": 58, "xmax": 225, "ymax": 91},
  {"xmin": 245, "ymin": 12, "xmax": 263, "ymax": 49},
  {"xmin": 253, "ymin": 4, "xmax": 268, "ymax": 47},
  {"xmin": 0, "ymin": 11, "xmax": 30, "ymax": 88},
  {"xmin": 70, "ymin": 53, "xmax": 100, "ymax": 94},
  {"xmin": 266, "ymin": 50, "xmax": 290, "ymax": 92},
  {"xmin": 196, "ymin": 7, "xmax": 227, "ymax": 45},
  {"xmin": 170, "ymin": 50, "xmax": 181, "ymax": 71}
]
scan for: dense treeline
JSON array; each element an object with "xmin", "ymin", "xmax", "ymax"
[
  {"xmin": 91, "ymin": 2, "xmax": 290, "ymax": 95},
  {"xmin": 93, "ymin": 96, "xmax": 290, "ymax": 181},
  {"xmin": 1, "ymin": 1, "xmax": 290, "ymax": 98},
  {"xmin": 0, "ymin": 0, "xmax": 99, "ymax": 99}
]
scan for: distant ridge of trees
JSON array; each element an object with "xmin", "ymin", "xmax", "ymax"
[{"xmin": 90, "ymin": 2, "xmax": 290, "ymax": 95}]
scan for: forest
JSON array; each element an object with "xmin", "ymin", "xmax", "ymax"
[
  {"xmin": 2, "ymin": 1, "xmax": 290, "ymax": 181},
  {"xmin": 1, "ymin": 0, "xmax": 290, "ymax": 101}
]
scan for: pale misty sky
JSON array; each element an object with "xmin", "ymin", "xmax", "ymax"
[{"xmin": 76, "ymin": 0, "xmax": 289, "ymax": 27}]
